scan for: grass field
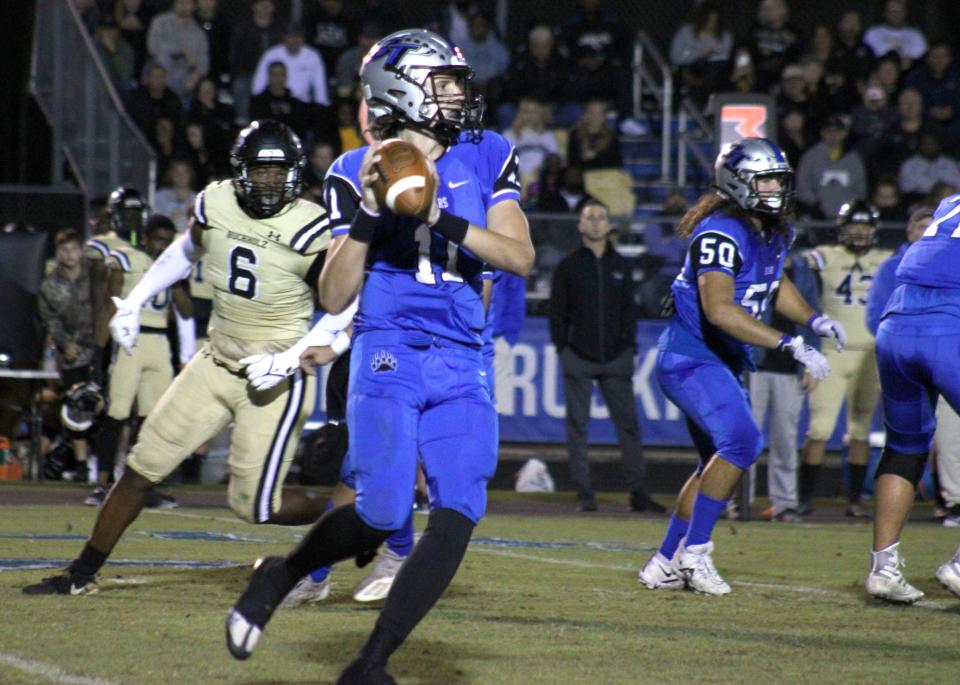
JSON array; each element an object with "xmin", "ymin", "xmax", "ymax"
[{"xmin": 1, "ymin": 484, "xmax": 959, "ymax": 685}]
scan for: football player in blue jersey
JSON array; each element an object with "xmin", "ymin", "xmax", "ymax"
[
  {"xmin": 225, "ymin": 29, "xmax": 533, "ymax": 683},
  {"xmin": 637, "ymin": 138, "xmax": 845, "ymax": 595},
  {"xmin": 865, "ymin": 193, "xmax": 960, "ymax": 604}
]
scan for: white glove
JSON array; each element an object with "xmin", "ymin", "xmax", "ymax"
[
  {"xmin": 109, "ymin": 296, "xmax": 140, "ymax": 355},
  {"xmin": 240, "ymin": 347, "xmax": 301, "ymax": 391},
  {"xmin": 808, "ymin": 314, "xmax": 847, "ymax": 351},
  {"xmin": 780, "ymin": 335, "xmax": 830, "ymax": 380}
]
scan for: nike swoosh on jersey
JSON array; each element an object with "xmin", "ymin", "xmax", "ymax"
[{"xmin": 448, "ymin": 180, "xmax": 470, "ymax": 188}]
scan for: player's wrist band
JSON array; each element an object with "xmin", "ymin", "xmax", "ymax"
[
  {"xmin": 330, "ymin": 331, "xmax": 350, "ymax": 357},
  {"xmin": 777, "ymin": 334, "xmax": 794, "ymax": 352},
  {"xmin": 430, "ymin": 210, "xmax": 470, "ymax": 244},
  {"xmin": 349, "ymin": 205, "xmax": 380, "ymax": 243},
  {"xmin": 806, "ymin": 313, "xmax": 822, "ymax": 328}
]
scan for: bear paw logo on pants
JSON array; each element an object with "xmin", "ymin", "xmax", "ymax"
[{"xmin": 371, "ymin": 350, "xmax": 398, "ymax": 373}]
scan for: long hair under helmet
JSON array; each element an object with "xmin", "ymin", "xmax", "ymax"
[
  {"xmin": 714, "ymin": 137, "xmax": 795, "ymax": 218},
  {"xmin": 360, "ymin": 28, "xmax": 484, "ymax": 146}
]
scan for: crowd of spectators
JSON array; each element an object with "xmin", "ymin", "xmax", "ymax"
[
  {"xmin": 70, "ymin": 0, "xmax": 960, "ymax": 312},
  {"xmin": 74, "ymin": 0, "xmax": 638, "ymax": 234},
  {"xmin": 667, "ymin": 0, "xmax": 960, "ymax": 222}
]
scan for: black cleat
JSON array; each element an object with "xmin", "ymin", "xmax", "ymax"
[
  {"xmin": 22, "ymin": 572, "xmax": 98, "ymax": 596},
  {"xmin": 337, "ymin": 658, "xmax": 397, "ymax": 685},
  {"xmin": 225, "ymin": 556, "xmax": 293, "ymax": 660}
]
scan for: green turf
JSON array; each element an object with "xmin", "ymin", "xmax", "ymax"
[{"xmin": 1, "ymin": 493, "xmax": 959, "ymax": 685}]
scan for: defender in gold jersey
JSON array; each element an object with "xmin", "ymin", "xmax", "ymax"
[
  {"xmin": 799, "ymin": 201, "xmax": 893, "ymax": 517},
  {"xmin": 86, "ymin": 187, "xmax": 149, "ymax": 383},
  {"xmin": 85, "ymin": 214, "xmax": 194, "ymax": 506},
  {"xmin": 23, "ymin": 121, "xmax": 353, "ymax": 596}
]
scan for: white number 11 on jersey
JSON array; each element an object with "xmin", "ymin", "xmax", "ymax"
[{"xmin": 414, "ymin": 224, "xmax": 463, "ymax": 285}]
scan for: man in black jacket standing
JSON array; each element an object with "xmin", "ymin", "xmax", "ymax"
[{"xmin": 549, "ymin": 200, "xmax": 665, "ymax": 513}]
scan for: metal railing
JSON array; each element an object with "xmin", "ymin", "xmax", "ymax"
[
  {"xmin": 632, "ymin": 32, "xmax": 716, "ymax": 190},
  {"xmin": 632, "ymin": 31, "xmax": 672, "ymax": 182},
  {"xmin": 676, "ymin": 97, "xmax": 715, "ymax": 188},
  {"xmin": 30, "ymin": 0, "xmax": 156, "ymax": 206}
]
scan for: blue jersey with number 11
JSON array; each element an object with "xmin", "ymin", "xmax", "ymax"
[{"xmin": 324, "ymin": 131, "xmax": 521, "ymax": 347}]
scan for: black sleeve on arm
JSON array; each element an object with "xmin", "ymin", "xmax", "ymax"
[
  {"xmin": 493, "ymin": 147, "xmax": 522, "ymax": 198},
  {"xmin": 688, "ymin": 232, "xmax": 743, "ymax": 275},
  {"xmin": 322, "ymin": 175, "xmax": 361, "ymax": 234}
]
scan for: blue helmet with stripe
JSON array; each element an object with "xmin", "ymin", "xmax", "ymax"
[
  {"xmin": 360, "ymin": 29, "xmax": 483, "ymax": 145},
  {"xmin": 714, "ymin": 137, "xmax": 794, "ymax": 216}
]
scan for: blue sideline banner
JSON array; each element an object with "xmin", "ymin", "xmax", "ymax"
[{"xmin": 310, "ymin": 317, "xmax": 863, "ymax": 448}]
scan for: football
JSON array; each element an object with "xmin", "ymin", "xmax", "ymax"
[{"xmin": 371, "ymin": 139, "xmax": 436, "ymax": 217}]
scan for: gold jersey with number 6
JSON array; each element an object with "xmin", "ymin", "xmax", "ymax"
[{"xmin": 127, "ymin": 121, "xmax": 333, "ymax": 524}]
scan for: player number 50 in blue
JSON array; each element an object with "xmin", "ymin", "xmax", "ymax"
[
  {"xmin": 740, "ymin": 280, "xmax": 779, "ymax": 318},
  {"xmin": 698, "ymin": 236, "xmax": 737, "ymax": 269}
]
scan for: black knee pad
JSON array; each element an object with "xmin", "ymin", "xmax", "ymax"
[{"xmin": 875, "ymin": 448, "xmax": 928, "ymax": 487}]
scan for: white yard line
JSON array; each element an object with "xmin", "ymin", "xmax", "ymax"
[
  {"xmin": 0, "ymin": 651, "xmax": 119, "ymax": 685},
  {"xmin": 140, "ymin": 508, "xmax": 248, "ymax": 526},
  {"xmin": 141, "ymin": 508, "xmax": 309, "ymax": 536}
]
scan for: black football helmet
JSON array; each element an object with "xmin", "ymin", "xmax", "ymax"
[
  {"xmin": 230, "ymin": 120, "xmax": 305, "ymax": 218},
  {"xmin": 60, "ymin": 381, "xmax": 105, "ymax": 433},
  {"xmin": 837, "ymin": 200, "xmax": 879, "ymax": 252},
  {"xmin": 106, "ymin": 187, "xmax": 149, "ymax": 244}
]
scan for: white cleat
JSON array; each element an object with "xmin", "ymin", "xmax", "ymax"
[
  {"xmin": 225, "ymin": 609, "xmax": 262, "ymax": 660},
  {"xmin": 280, "ymin": 575, "xmax": 330, "ymax": 608},
  {"xmin": 866, "ymin": 550, "xmax": 924, "ymax": 604},
  {"xmin": 638, "ymin": 552, "xmax": 684, "ymax": 590},
  {"xmin": 353, "ymin": 548, "xmax": 406, "ymax": 603},
  {"xmin": 935, "ymin": 553, "xmax": 960, "ymax": 599},
  {"xmin": 675, "ymin": 541, "xmax": 731, "ymax": 595}
]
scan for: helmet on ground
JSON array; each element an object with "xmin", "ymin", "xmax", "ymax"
[{"xmin": 60, "ymin": 381, "xmax": 105, "ymax": 433}]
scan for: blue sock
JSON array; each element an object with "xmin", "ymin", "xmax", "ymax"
[
  {"xmin": 386, "ymin": 509, "xmax": 414, "ymax": 557},
  {"xmin": 657, "ymin": 513, "xmax": 689, "ymax": 559},
  {"xmin": 685, "ymin": 492, "xmax": 727, "ymax": 548},
  {"xmin": 308, "ymin": 501, "xmax": 336, "ymax": 582}
]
